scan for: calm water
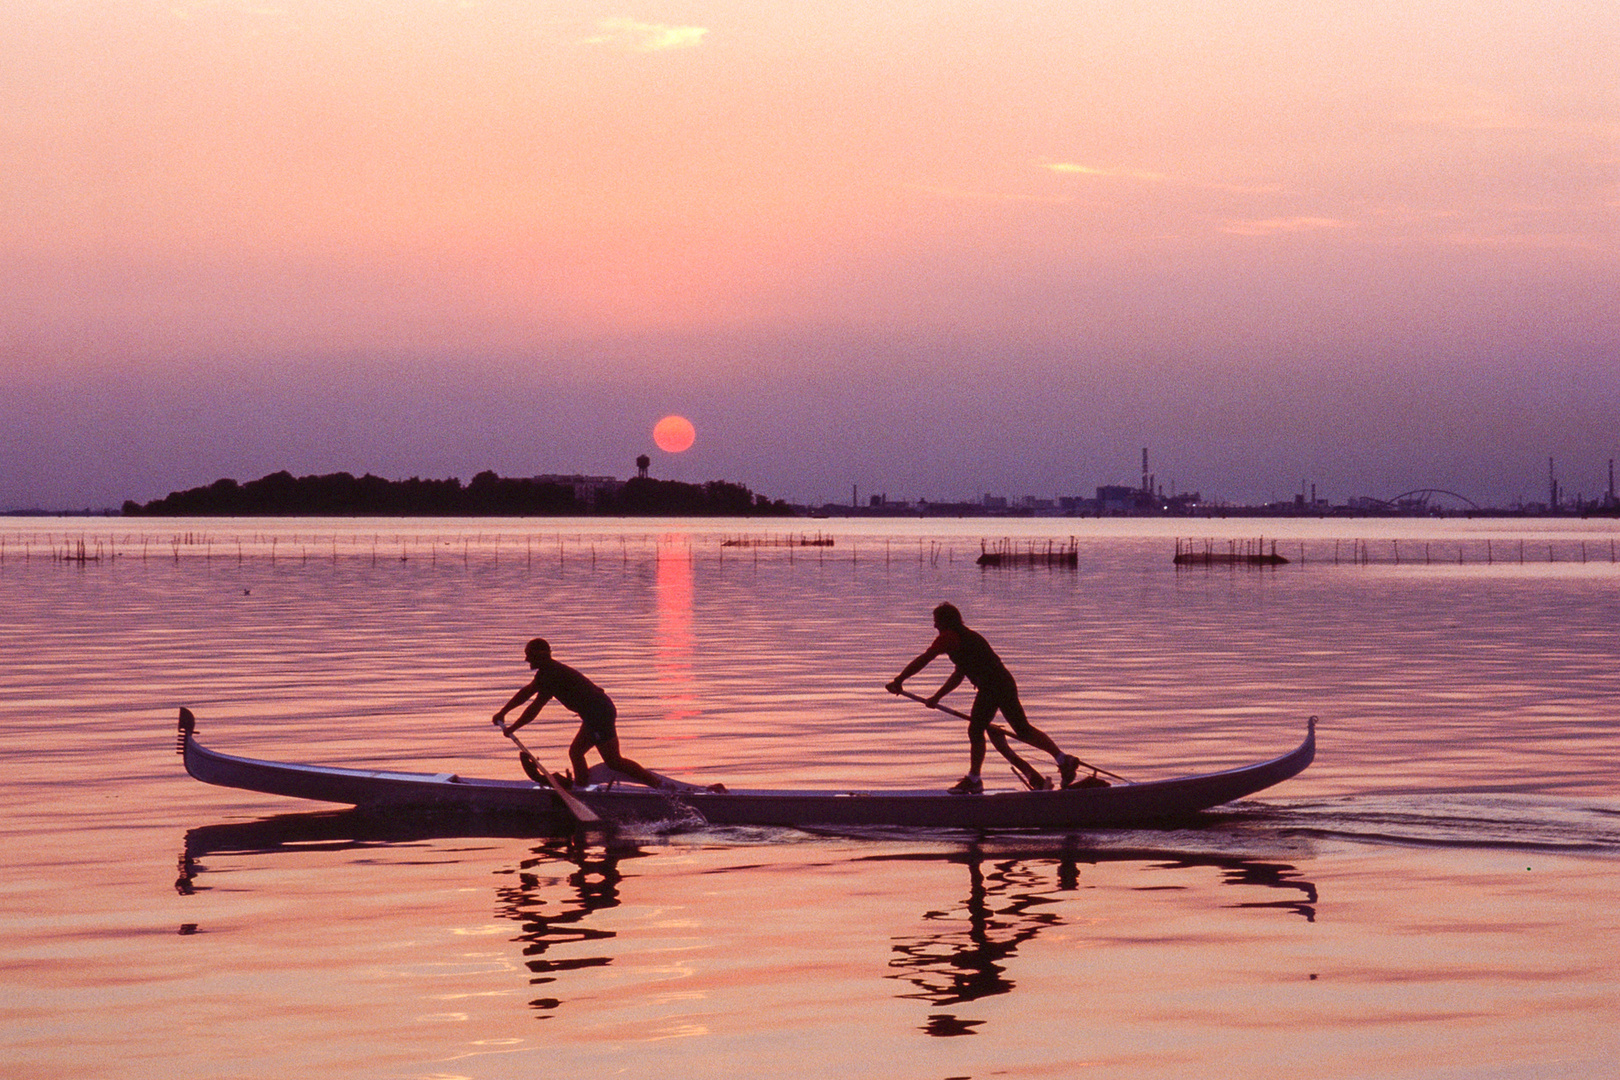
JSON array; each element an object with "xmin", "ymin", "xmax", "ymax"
[{"xmin": 3, "ymin": 516, "xmax": 1618, "ymax": 1079}]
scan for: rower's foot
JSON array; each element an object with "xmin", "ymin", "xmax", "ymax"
[
  {"xmin": 948, "ymin": 774, "xmax": 984, "ymax": 795},
  {"xmin": 1025, "ymin": 773, "xmax": 1053, "ymax": 790},
  {"xmin": 1058, "ymin": 755, "xmax": 1081, "ymax": 788}
]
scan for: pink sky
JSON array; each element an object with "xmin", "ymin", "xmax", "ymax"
[{"xmin": 3, "ymin": 2, "xmax": 1616, "ymax": 508}]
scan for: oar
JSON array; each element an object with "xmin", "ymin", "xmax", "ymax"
[
  {"xmin": 494, "ymin": 721, "xmax": 600, "ymax": 824},
  {"xmin": 891, "ymin": 688, "xmax": 1130, "ymax": 785}
]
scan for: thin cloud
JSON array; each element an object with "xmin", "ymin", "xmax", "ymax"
[
  {"xmin": 1043, "ymin": 162, "xmax": 1167, "ymax": 182},
  {"xmin": 585, "ymin": 18, "xmax": 708, "ymax": 52},
  {"xmin": 1220, "ymin": 217, "xmax": 1354, "ymax": 236}
]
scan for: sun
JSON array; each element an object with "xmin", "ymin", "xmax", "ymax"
[{"xmin": 652, "ymin": 415, "xmax": 696, "ymax": 453}]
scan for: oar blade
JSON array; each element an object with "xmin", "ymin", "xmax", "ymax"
[{"xmin": 504, "ymin": 732, "xmax": 601, "ymax": 824}]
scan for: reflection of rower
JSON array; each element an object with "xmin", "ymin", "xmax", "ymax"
[
  {"xmin": 888, "ymin": 845, "xmax": 1046, "ymax": 1019},
  {"xmin": 885, "ymin": 839, "xmax": 1320, "ymax": 1037},
  {"xmin": 494, "ymin": 836, "xmax": 648, "ymax": 1017}
]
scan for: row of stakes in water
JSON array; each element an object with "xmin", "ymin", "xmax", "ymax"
[
  {"xmin": 7, "ymin": 533, "xmax": 1618, "ymax": 568},
  {"xmin": 6, "ymin": 532, "xmax": 967, "ymax": 568}
]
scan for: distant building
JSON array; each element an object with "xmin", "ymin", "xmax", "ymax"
[
  {"xmin": 1096, "ymin": 485, "xmax": 1138, "ymax": 514},
  {"xmin": 535, "ymin": 474, "xmax": 624, "ymax": 508}
]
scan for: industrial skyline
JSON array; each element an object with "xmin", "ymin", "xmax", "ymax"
[{"xmin": 9, "ymin": 446, "xmax": 1617, "ymax": 518}]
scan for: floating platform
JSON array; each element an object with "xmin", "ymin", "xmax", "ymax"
[
  {"xmin": 721, "ymin": 534, "xmax": 834, "ymax": 548},
  {"xmin": 976, "ymin": 539, "xmax": 1079, "ymax": 567},
  {"xmin": 1174, "ymin": 539, "xmax": 1290, "ymax": 566}
]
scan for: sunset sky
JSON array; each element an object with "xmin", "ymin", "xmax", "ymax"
[{"xmin": 3, "ymin": 1, "xmax": 1616, "ymax": 510}]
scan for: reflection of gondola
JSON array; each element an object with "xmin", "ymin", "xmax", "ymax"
[
  {"xmin": 177, "ymin": 813, "xmax": 650, "ymax": 1020},
  {"xmin": 871, "ymin": 839, "xmax": 1318, "ymax": 1037},
  {"xmin": 177, "ymin": 815, "xmax": 1318, "ymax": 1033},
  {"xmin": 175, "ymin": 810, "xmax": 577, "ymax": 895}
]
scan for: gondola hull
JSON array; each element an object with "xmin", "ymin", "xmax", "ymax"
[{"xmin": 178, "ymin": 710, "xmax": 1314, "ymax": 830}]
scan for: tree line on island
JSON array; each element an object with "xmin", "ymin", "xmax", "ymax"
[{"xmin": 122, "ymin": 470, "xmax": 795, "ymax": 517}]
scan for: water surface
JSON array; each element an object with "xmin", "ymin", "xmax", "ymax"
[{"xmin": 3, "ymin": 517, "xmax": 1616, "ymax": 1078}]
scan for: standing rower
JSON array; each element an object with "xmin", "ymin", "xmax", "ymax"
[
  {"xmin": 887, "ymin": 603, "xmax": 1084, "ymax": 793},
  {"xmin": 494, "ymin": 637, "xmax": 667, "ymax": 790}
]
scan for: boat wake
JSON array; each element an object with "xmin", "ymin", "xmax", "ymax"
[{"xmin": 1207, "ymin": 793, "xmax": 1620, "ymax": 856}]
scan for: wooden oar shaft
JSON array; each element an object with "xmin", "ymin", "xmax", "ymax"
[
  {"xmin": 895, "ymin": 687, "xmax": 970, "ymax": 721},
  {"xmin": 892, "ymin": 688, "xmax": 1129, "ymax": 784},
  {"xmin": 500, "ymin": 727, "xmax": 601, "ymax": 824}
]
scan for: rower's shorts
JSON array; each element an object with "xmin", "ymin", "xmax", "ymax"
[{"xmin": 578, "ymin": 703, "xmax": 618, "ymax": 747}]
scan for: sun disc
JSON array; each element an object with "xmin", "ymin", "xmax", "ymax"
[{"xmin": 653, "ymin": 415, "xmax": 696, "ymax": 453}]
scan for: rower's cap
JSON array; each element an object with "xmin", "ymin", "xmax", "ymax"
[{"xmin": 524, "ymin": 637, "xmax": 551, "ymax": 662}]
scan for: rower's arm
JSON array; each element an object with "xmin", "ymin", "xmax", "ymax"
[
  {"xmin": 503, "ymin": 695, "xmax": 549, "ymax": 734},
  {"xmin": 927, "ymin": 669, "xmax": 965, "ymax": 706},
  {"xmin": 493, "ymin": 680, "xmax": 538, "ymax": 726},
  {"xmin": 886, "ymin": 647, "xmax": 940, "ymax": 693}
]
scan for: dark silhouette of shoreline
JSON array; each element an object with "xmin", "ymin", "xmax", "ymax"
[{"xmin": 122, "ymin": 470, "xmax": 795, "ymax": 517}]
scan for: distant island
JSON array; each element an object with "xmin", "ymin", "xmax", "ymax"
[{"xmin": 122, "ymin": 470, "xmax": 796, "ymax": 517}]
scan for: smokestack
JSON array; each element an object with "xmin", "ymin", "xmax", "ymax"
[{"xmin": 1142, "ymin": 448, "xmax": 1149, "ymax": 495}]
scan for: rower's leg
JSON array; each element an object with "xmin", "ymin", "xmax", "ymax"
[
  {"xmin": 966, "ymin": 691, "xmax": 994, "ymax": 777},
  {"xmin": 597, "ymin": 736, "xmax": 668, "ymax": 789},
  {"xmin": 987, "ymin": 724, "xmax": 1046, "ymax": 789},
  {"xmin": 1001, "ymin": 694, "xmax": 1067, "ymax": 761},
  {"xmin": 567, "ymin": 727, "xmax": 595, "ymax": 787},
  {"xmin": 997, "ymin": 691, "xmax": 1074, "ymax": 787}
]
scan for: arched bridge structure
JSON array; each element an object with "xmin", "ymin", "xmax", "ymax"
[{"xmin": 1370, "ymin": 489, "xmax": 1483, "ymax": 512}]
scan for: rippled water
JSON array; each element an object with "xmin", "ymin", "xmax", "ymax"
[{"xmin": 3, "ymin": 516, "xmax": 1618, "ymax": 1078}]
